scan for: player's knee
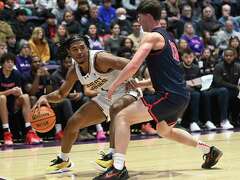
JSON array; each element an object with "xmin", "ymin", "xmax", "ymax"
[
  {"xmin": 109, "ymin": 103, "xmax": 123, "ymax": 120},
  {"xmin": 65, "ymin": 116, "xmax": 81, "ymax": 133},
  {"xmin": 157, "ymin": 124, "xmax": 171, "ymax": 138},
  {"xmin": 0, "ymin": 95, "xmax": 7, "ymax": 103}
]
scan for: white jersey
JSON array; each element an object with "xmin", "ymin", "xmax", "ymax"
[
  {"xmin": 74, "ymin": 50, "xmax": 125, "ymax": 94},
  {"xmin": 74, "ymin": 50, "xmax": 139, "ymax": 120}
]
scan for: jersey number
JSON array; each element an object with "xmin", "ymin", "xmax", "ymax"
[{"xmin": 169, "ymin": 40, "xmax": 180, "ymax": 61}]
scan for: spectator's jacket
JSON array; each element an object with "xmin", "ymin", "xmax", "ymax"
[{"xmin": 213, "ymin": 61, "xmax": 240, "ymax": 91}]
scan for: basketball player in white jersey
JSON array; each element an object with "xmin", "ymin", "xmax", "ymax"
[{"xmin": 33, "ymin": 35, "xmax": 139, "ymax": 172}]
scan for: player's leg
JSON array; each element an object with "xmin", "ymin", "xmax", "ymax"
[
  {"xmin": 0, "ymin": 95, "xmax": 13, "ymax": 145},
  {"xmin": 95, "ymin": 94, "xmax": 137, "ymax": 171},
  {"xmin": 48, "ymin": 100, "xmax": 106, "ymax": 172},
  {"xmin": 15, "ymin": 94, "xmax": 42, "ymax": 144},
  {"xmin": 93, "ymin": 99, "xmax": 151, "ymax": 180}
]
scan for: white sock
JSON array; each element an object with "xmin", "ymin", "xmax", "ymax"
[
  {"xmin": 25, "ymin": 122, "xmax": 31, "ymax": 128},
  {"xmin": 196, "ymin": 141, "xmax": 210, "ymax": 154},
  {"xmin": 96, "ymin": 124, "xmax": 103, "ymax": 132},
  {"xmin": 3, "ymin": 123, "xmax": 9, "ymax": 129},
  {"xmin": 59, "ymin": 152, "xmax": 69, "ymax": 161},
  {"xmin": 55, "ymin": 124, "xmax": 62, "ymax": 133},
  {"xmin": 108, "ymin": 148, "xmax": 115, "ymax": 154},
  {"xmin": 113, "ymin": 153, "xmax": 125, "ymax": 170}
]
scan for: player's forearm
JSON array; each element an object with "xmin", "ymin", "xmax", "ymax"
[
  {"xmin": 138, "ymin": 79, "xmax": 152, "ymax": 88},
  {"xmin": 113, "ymin": 65, "xmax": 139, "ymax": 89},
  {"xmin": 45, "ymin": 90, "xmax": 66, "ymax": 103}
]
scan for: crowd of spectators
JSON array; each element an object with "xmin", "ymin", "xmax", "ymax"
[{"xmin": 1, "ymin": 0, "xmax": 240, "ymax": 145}]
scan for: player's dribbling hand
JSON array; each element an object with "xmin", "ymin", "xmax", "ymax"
[{"xmin": 32, "ymin": 95, "xmax": 50, "ymax": 111}]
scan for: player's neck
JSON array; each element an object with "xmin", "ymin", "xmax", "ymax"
[{"xmin": 78, "ymin": 61, "xmax": 89, "ymax": 75}]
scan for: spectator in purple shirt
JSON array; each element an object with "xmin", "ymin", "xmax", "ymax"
[
  {"xmin": 181, "ymin": 22, "xmax": 204, "ymax": 56},
  {"xmin": 15, "ymin": 41, "xmax": 32, "ymax": 74}
]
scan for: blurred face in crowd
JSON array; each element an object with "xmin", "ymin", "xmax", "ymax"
[
  {"xmin": 31, "ymin": 56, "xmax": 42, "ymax": 70},
  {"xmin": 182, "ymin": 5, "xmax": 192, "ymax": 18},
  {"xmin": 185, "ymin": 23, "xmax": 194, "ymax": 35},
  {"xmin": 78, "ymin": 2, "xmax": 89, "ymax": 13},
  {"xmin": 203, "ymin": 7, "xmax": 213, "ymax": 19},
  {"xmin": 20, "ymin": 44, "xmax": 31, "ymax": 57},
  {"xmin": 179, "ymin": 39, "xmax": 188, "ymax": 49},
  {"xmin": 0, "ymin": 44, "xmax": 7, "ymax": 56},
  {"xmin": 64, "ymin": 11, "xmax": 74, "ymax": 23},
  {"xmin": 103, "ymin": 0, "xmax": 112, "ymax": 9},
  {"xmin": 7, "ymin": 36, "xmax": 16, "ymax": 47},
  {"xmin": 47, "ymin": 17, "xmax": 56, "ymax": 26},
  {"xmin": 58, "ymin": 25, "xmax": 67, "ymax": 36},
  {"xmin": 90, "ymin": 6, "xmax": 98, "ymax": 18},
  {"xmin": 224, "ymin": 49, "xmax": 235, "ymax": 64},
  {"xmin": 202, "ymin": 48, "xmax": 211, "ymax": 60},
  {"xmin": 68, "ymin": 40, "xmax": 89, "ymax": 65},
  {"xmin": 124, "ymin": 38, "xmax": 133, "ymax": 49},
  {"xmin": 63, "ymin": 56, "xmax": 73, "ymax": 70},
  {"xmin": 111, "ymin": 24, "xmax": 120, "ymax": 36},
  {"xmin": 225, "ymin": 20, "xmax": 234, "ymax": 32},
  {"xmin": 160, "ymin": 9, "xmax": 167, "ymax": 19},
  {"xmin": 3, "ymin": 59, "xmax": 14, "ymax": 72},
  {"xmin": 88, "ymin": 24, "xmax": 97, "ymax": 36},
  {"xmin": 57, "ymin": 0, "xmax": 65, "ymax": 9},
  {"xmin": 17, "ymin": 14, "xmax": 27, "ymax": 22},
  {"xmin": 159, "ymin": 19, "xmax": 167, "ymax": 30},
  {"xmin": 182, "ymin": 53, "xmax": 195, "ymax": 66},
  {"xmin": 132, "ymin": 21, "xmax": 141, "ymax": 34},
  {"xmin": 229, "ymin": 37, "xmax": 240, "ymax": 48},
  {"xmin": 222, "ymin": 4, "xmax": 231, "ymax": 17},
  {"xmin": 38, "ymin": 29, "xmax": 44, "ymax": 40}
]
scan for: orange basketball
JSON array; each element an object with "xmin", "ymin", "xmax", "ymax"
[{"xmin": 30, "ymin": 106, "xmax": 56, "ymax": 133}]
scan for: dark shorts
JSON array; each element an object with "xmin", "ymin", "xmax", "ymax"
[{"xmin": 141, "ymin": 92, "xmax": 189, "ymax": 125}]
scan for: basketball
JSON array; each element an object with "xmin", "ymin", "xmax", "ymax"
[{"xmin": 30, "ymin": 106, "xmax": 56, "ymax": 133}]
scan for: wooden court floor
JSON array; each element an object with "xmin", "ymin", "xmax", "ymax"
[{"xmin": 0, "ymin": 130, "xmax": 239, "ymax": 180}]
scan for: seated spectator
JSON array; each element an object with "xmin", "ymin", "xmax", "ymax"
[
  {"xmin": 28, "ymin": 27, "xmax": 51, "ymax": 64},
  {"xmin": 0, "ymin": 53, "xmax": 41, "ymax": 145},
  {"xmin": 199, "ymin": 49, "xmax": 230, "ymax": 129},
  {"xmin": 180, "ymin": 49, "xmax": 202, "ymax": 131},
  {"xmin": 1, "ymin": 0, "xmax": 16, "ymax": 22},
  {"xmin": 180, "ymin": 23, "xmax": 204, "ymax": 56},
  {"xmin": 62, "ymin": 10, "xmax": 82, "ymax": 35},
  {"xmin": 218, "ymin": 4, "xmax": 239, "ymax": 32},
  {"xmin": 86, "ymin": 24, "xmax": 104, "ymax": 50},
  {"xmin": 214, "ymin": 20, "xmax": 240, "ymax": 51},
  {"xmin": 199, "ymin": 48, "xmax": 216, "ymax": 75},
  {"xmin": 0, "ymin": 14, "xmax": 15, "ymax": 43},
  {"xmin": 41, "ymin": 12, "xmax": 58, "ymax": 43},
  {"xmin": 74, "ymin": 0, "xmax": 91, "ymax": 35},
  {"xmin": 114, "ymin": 7, "xmax": 132, "ymax": 36},
  {"xmin": 117, "ymin": 37, "xmax": 135, "ymax": 59},
  {"xmin": 197, "ymin": 5, "xmax": 220, "ymax": 35},
  {"xmin": 104, "ymin": 22, "xmax": 123, "ymax": 55},
  {"xmin": 87, "ymin": 4, "xmax": 107, "ymax": 35},
  {"xmin": 128, "ymin": 20, "xmax": 145, "ymax": 52},
  {"xmin": 97, "ymin": 0, "xmax": 116, "ymax": 34},
  {"xmin": 52, "ymin": 0, "xmax": 67, "ymax": 23},
  {"xmin": 177, "ymin": 39, "xmax": 189, "ymax": 58},
  {"xmin": 15, "ymin": 41, "xmax": 32, "ymax": 73},
  {"xmin": 212, "ymin": 48, "xmax": 239, "ymax": 127},
  {"xmin": 10, "ymin": 9, "xmax": 34, "ymax": 42},
  {"xmin": 121, "ymin": 0, "xmax": 141, "ymax": 20},
  {"xmin": 6, "ymin": 34, "xmax": 17, "ymax": 55},
  {"xmin": 228, "ymin": 36, "xmax": 240, "ymax": 62}
]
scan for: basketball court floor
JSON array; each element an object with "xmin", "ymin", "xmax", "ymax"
[{"xmin": 0, "ymin": 129, "xmax": 239, "ymax": 180}]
